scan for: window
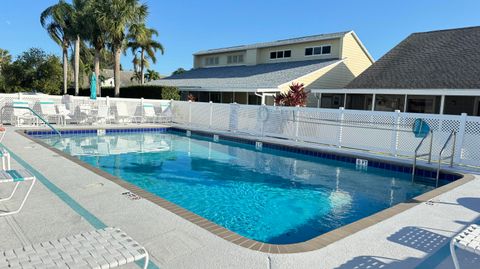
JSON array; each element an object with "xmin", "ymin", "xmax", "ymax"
[
  {"xmin": 205, "ymin": 56, "xmax": 219, "ymax": 66},
  {"xmin": 269, "ymin": 50, "xmax": 292, "ymax": 60},
  {"xmin": 227, "ymin": 54, "xmax": 244, "ymax": 64},
  {"xmin": 305, "ymin": 45, "xmax": 332, "ymax": 56}
]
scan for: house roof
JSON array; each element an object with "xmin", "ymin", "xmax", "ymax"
[
  {"xmin": 346, "ymin": 26, "xmax": 480, "ymax": 89},
  {"xmin": 149, "ymin": 59, "xmax": 342, "ymax": 92},
  {"xmin": 194, "ymin": 31, "xmax": 351, "ymax": 55},
  {"xmin": 100, "ymin": 69, "xmax": 138, "ymax": 87}
]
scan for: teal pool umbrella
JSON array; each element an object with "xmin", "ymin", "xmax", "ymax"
[{"xmin": 90, "ymin": 73, "xmax": 97, "ymax": 100}]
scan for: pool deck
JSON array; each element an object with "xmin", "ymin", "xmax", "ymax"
[{"xmin": 1, "ymin": 124, "xmax": 480, "ymax": 268}]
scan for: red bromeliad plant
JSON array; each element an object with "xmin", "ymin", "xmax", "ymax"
[{"xmin": 274, "ymin": 82, "xmax": 309, "ymax": 106}]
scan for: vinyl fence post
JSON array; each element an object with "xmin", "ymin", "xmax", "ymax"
[
  {"xmin": 337, "ymin": 107, "xmax": 345, "ymax": 148},
  {"xmin": 209, "ymin": 101, "xmax": 213, "ymax": 129},
  {"xmin": 188, "ymin": 100, "xmax": 192, "ymax": 125},
  {"xmin": 295, "ymin": 105, "xmax": 300, "ymax": 141},
  {"xmin": 391, "ymin": 110, "xmax": 401, "ymax": 156},
  {"xmin": 454, "ymin": 113, "xmax": 467, "ymax": 164}
]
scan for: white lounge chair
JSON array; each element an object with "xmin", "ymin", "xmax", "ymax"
[
  {"xmin": 75, "ymin": 104, "xmax": 93, "ymax": 124},
  {"xmin": 450, "ymin": 224, "xmax": 480, "ymax": 269},
  {"xmin": 0, "ymin": 168, "xmax": 36, "ymax": 217},
  {"xmin": 11, "ymin": 100, "xmax": 37, "ymax": 127},
  {"xmin": 137, "ymin": 103, "xmax": 171, "ymax": 123},
  {"xmin": 93, "ymin": 106, "xmax": 114, "ymax": 124},
  {"xmin": 113, "ymin": 102, "xmax": 133, "ymax": 124},
  {"xmin": 39, "ymin": 100, "xmax": 61, "ymax": 125},
  {"xmin": 0, "ymin": 227, "xmax": 149, "ymax": 269},
  {"xmin": 157, "ymin": 105, "xmax": 173, "ymax": 123},
  {"xmin": 56, "ymin": 104, "xmax": 73, "ymax": 125}
]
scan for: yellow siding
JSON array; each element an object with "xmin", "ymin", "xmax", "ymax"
[
  {"xmin": 278, "ymin": 61, "xmax": 354, "ymax": 92},
  {"xmin": 340, "ymin": 33, "xmax": 374, "ymax": 77},
  {"xmin": 257, "ymin": 39, "xmax": 341, "ymax": 64},
  {"xmin": 194, "ymin": 51, "xmax": 248, "ymax": 68}
]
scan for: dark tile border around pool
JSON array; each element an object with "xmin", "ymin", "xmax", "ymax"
[{"xmin": 17, "ymin": 127, "xmax": 475, "ymax": 254}]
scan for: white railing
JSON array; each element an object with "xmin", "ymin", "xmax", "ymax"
[
  {"xmin": 0, "ymin": 93, "xmax": 171, "ymax": 125},
  {"xmin": 171, "ymin": 100, "xmax": 480, "ymax": 168}
]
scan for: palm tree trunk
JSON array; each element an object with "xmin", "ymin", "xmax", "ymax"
[
  {"xmin": 114, "ymin": 46, "xmax": 121, "ymax": 97},
  {"xmin": 74, "ymin": 35, "xmax": 80, "ymax": 96},
  {"xmin": 94, "ymin": 48, "xmax": 101, "ymax": 97},
  {"xmin": 62, "ymin": 47, "xmax": 68, "ymax": 95},
  {"xmin": 140, "ymin": 49, "xmax": 145, "ymax": 85}
]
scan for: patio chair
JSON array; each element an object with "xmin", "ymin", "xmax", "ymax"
[
  {"xmin": 75, "ymin": 104, "xmax": 93, "ymax": 124},
  {"xmin": 450, "ymin": 224, "xmax": 480, "ymax": 269},
  {"xmin": 0, "ymin": 168, "xmax": 36, "ymax": 217},
  {"xmin": 39, "ymin": 100, "xmax": 61, "ymax": 125},
  {"xmin": 11, "ymin": 100, "xmax": 37, "ymax": 127},
  {"xmin": 137, "ymin": 103, "xmax": 170, "ymax": 123},
  {"xmin": 92, "ymin": 106, "xmax": 114, "ymax": 124},
  {"xmin": 56, "ymin": 104, "xmax": 74, "ymax": 125},
  {"xmin": 0, "ymin": 227, "xmax": 149, "ymax": 269},
  {"xmin": 113, "ymin": 102, "xmax": 133, "ymax": 124},
  {"xmin": 157, "ymin": 105, "xmax": 173, "ymax": 123}
]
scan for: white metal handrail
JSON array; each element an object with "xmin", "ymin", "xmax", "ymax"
[
  {"xmin": 412, "ymin": 130, "xmax": 433, "ymax": 181},
  {"xmin": 436, "ymin": 131, "xmax": 456, "ymax": 186}
]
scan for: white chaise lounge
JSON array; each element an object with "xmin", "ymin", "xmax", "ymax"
[
  {"xmin": 113, "ymin": 102, "xmax": 133, "ymax": 124},
  {"xmin": 0, "ymin": 227, "xmax": 149, "ymax": 269},
  {"xmin": 39, "ymin": 100, "xmax": 61, "ymax": 125},
  {"xmin": 450, "ymin": 224, "xmax": 480, "ymax": 269},
  {"xmin": 0, "ymin": 167, "xmax": 36, "ymax": 217},
  {"xmin": 11, "ymin": 100, "xmax": 37, "ymax": 127}
]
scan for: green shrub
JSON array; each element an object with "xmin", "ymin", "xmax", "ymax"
[{"xmin": 161, "ymin": 87, "xmax": 180, "ymax": 100}]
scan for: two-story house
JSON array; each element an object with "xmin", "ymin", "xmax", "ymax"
[{"xmin": 152, "ymin": 31, "xmax": 374, "ymax": 106}]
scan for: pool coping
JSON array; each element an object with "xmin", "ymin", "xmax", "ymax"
[{"xmin": 16, "ymin": 127, "xmax": 475, "ymax": 254}]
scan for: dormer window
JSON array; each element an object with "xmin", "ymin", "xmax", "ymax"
[
  {"xmin": 270, "ymin": 50, "xmax": 291, "ymax": 60},
  {"xmin": 227, "ymin": 54, "xmax": 244, "ymax": 64},
  {"xmin": 205, "ymin": 56, "xmax": 219, "ymax": 66},
  {"xmin": 305, "ymin": 45, "xmax": 331, "ymax": 56}
]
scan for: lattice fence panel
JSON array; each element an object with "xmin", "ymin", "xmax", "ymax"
[
  {"xmin": 461, "ymin": 118, "xmax": 480, "ymax": 166},
  {"xmin": 296, "ymin": 107, "xmax": 340, "ymax": 146},
  {"xmin": 236, "ymin": 104, "xmax": 261, "ymax": 135},
  {"xmin": 190, "ymin": 102, "xmax": 211, "ymax": 128},
  {"xmin": 211, "ymin": 103, "xmax": 231, "ymax": 131}
]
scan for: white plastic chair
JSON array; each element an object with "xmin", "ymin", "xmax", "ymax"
[
  {"xmin": 93, "ymin": 106, "xmax": 114, "ymax": 124},
  {"xmin": 39, "ymin": 100, "xmax": 60, "ymax": 124},
  {"xmin": 113, "ymin": 102, "xmax": 133, "ymax": 123},
  {"xmin": 450, "ymin": 224, "xmax": 480, "ymax": 269},
  {"xmin": 0, "ymin": 166, "xmax": 36, "ymax": 217},
  {"xmin": 56, "ymin": 104, "xmax": 73, "ymax": 125},
  {"xmin": 11, "ymin": 100, "xmax": 37, "ymax": 126}
]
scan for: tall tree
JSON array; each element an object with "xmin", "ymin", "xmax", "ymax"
[
  {"xmin": 145, "ymin": 69, "xmax": 160, "ymax": 82},
  {"xmin": 93, "ymin": 0, "xmax": 148, "ymax": 97},
  {"xmin": 127, "ymin": 23, "xmax": 164, "ymax": 85},
  {"xmin": 82, "ymin": 0, "xmax": 106, "ymax": 96},
  {"xmin": 40, "ymin": 0, "xmax": 74, "ymax": 94},
  {"xmin": 0, "ymin": 49, "xmax": 11, "ymax": 73}
]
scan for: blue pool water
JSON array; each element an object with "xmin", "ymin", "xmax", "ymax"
[{"xmin": 39, "ymin": 131, "xmax": 437, "ymax": 244}]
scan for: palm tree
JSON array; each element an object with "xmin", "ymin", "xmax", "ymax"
[
  {"xmin": 0, "ymin": 49, "xmax": 11, "ymax": 73},
  {"xmin": 40, "ymin": 0, "xmax": 74, "ymax": 94},
  {"xmin": 145, "ymin": 69, "xmax": 160, "ymax": 82},
  {"xmin": 93, "ymin": 0, "xmax": 148, "ymax": 97},
  {"xmin": 127, "ymin": 24, "xmax": 164, "ymax": 85},
  {"xmin": 70, "ymin": 0, "xmax": 90, "ymax": 96},
  {"xmin": 82, "ymin": 0, "xmax": 106, "ymax": 96}
]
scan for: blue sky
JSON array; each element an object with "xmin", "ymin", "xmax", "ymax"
[{"xmin": 1, "ymin": 0, "xmax": 479, "ymax": 76}]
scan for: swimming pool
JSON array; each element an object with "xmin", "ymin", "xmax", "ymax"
[{"xmin": 36, "ymin": 129, "xmax": 447, "ymax": 244}]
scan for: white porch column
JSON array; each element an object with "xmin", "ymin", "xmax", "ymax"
[
  {"xmin": 371, "ymin": 93, "xmax": 376, "ymax": 111},
  {"xmin": 439, "ymin": 95, "xmax": 445, "ymax": 114}
]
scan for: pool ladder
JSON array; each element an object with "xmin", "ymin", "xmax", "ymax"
[{"xmin": 412, "ymin": 130, "xmax": 456, "ymax": 187}]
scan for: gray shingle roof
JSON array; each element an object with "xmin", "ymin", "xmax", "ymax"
[
  {"xmin": 150, "ymin": 59, "xmax": 342, "ymax": 91},
  {"xmin": 346, "ymin": 26, "xmax": 480, "ymax": 89},
  {"xmin": 194, "ymin": 31, "xmax": 351, "ymax": 55}
]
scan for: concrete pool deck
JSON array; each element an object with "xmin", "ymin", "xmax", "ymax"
[{"xmin": 1, "ymin": 125, "xmax": 480, "ymax": 268}]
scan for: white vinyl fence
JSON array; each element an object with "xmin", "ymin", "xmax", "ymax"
[{"xmin": 171, "ymin": 100, "xmax": 480, "ymax": 168}]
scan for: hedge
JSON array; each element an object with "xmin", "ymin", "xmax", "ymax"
[{"xmin": 65, "ymin": 85, "xmax": 179, "ymax": 100}]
